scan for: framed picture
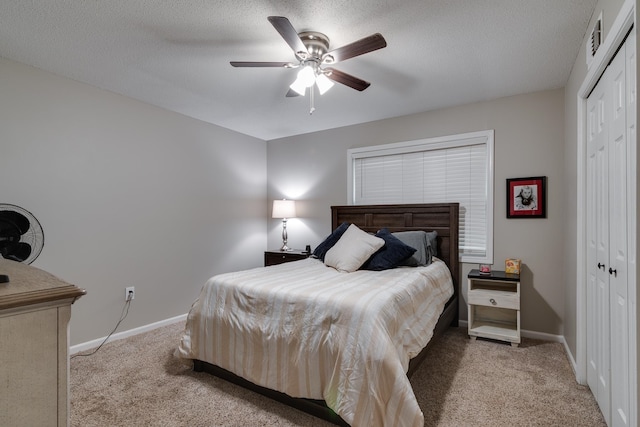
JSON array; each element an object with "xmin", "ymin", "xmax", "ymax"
[{"xmin": 506, "ymin": 176, "xmax": 547, "ymax": 218}]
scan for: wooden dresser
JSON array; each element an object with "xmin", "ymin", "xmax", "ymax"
[{"xmin": 0, "ymin": 259, "xmax": 85, "ymax": 427}]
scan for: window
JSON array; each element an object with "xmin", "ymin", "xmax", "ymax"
[{"xmin": 348, "ymin": 130, "xmax": 494, "ymax": 263}]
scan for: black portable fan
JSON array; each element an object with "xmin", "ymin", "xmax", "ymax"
[{"xmin": 0, "ymin": 204, "xmax": 44, "ymax": 264}]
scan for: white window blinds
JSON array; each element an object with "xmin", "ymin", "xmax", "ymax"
[{"xmin": 348, "ymin": 130, "xmax": 494, "ymax": 263}]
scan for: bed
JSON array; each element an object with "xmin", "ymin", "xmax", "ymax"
[{"xmin": 177, "ymin": 203, "xmax": 459, "ymax": 427}]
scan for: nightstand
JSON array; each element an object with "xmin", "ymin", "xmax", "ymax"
[
  {"xmin": 264, "ymin": 249, "xmax": 310, "ymax": 266},
  {"xmin": 467, "ymin": 269, "xmax": 521, "ymax": 347}
]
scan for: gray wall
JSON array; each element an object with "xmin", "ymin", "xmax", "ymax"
[
  {"xmin": 268, "ymin": 88, "xmax": 566, "ymax": 335},
  {"xmin": 562, "ymin": 0, "xmax": 626, "ymax": 361},
  {"xmin": 0, "ymin": 58, "xmax": 267, "ymax": 345}
]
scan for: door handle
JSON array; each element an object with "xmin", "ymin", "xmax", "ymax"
[
  {"xmin": 598, "ymin": 262, "xmax": 605, "ymax": 270},
  {"xmin": 609, "ymin": 267, "xmax": 617, "ymax": 277}
]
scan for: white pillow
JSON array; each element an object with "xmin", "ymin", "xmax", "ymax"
[{"xmin": 324, "ymin": 224, "xmax": 385, "ymax": 272}]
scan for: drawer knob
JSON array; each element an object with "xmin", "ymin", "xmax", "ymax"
[{"xmin": 489, "ymin": 298, "xmax": 497, "ymax": 305}]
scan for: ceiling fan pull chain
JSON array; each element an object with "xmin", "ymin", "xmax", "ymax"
[{"xmin": 309, "ymin": 85, "xmax": 315, "ymax": 114}]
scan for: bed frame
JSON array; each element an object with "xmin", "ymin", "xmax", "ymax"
[{"xmin": 193, "ymin": 203, "xmax": 460, "ymax": 426}]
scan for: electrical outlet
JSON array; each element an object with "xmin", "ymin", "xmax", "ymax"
[{"xmin": 125, "ymin": 286, "xmax": 135, "ymax": 301}]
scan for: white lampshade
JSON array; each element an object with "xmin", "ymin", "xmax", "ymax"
[
  {"xmin": 272, "ymin": 199, "xmax": 296, "ymax": 219},
  {"xmin": 290, "ymin": 66, "xmax": 317, "ymax": 96},
  {"xmin": 289, "ymin": 78, "xmax": 307, "ymax": 96},
  {"xmin": 298, "ymin": 66, "xmax": 316, "ymax": 87},
  {"xmin": 316, "ymin": 73, "xmax": 334, "ymax": 95}
]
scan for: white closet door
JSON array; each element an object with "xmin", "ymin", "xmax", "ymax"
[
  {"xmin": 624, "ymin": 30, "xmax": 637, "ymax": 427},
  {"xmin": 586, "ymin": 32, "xmax": 635, "ymax": 427},
  {"xmin": 587, "ymin": 66, "xmax": 611, "ymax": 424},
  {"xmin": 607, "ymin": 33, "xmax": 634, "ymax": 427}
]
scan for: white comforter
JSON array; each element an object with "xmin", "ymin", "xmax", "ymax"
[{"xmin": 177, "ymin": 257, "xmax": 453, "ymax": 427}]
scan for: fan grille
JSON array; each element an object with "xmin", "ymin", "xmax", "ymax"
[{"xmin": 0, "ymin": 204, "xmax": 44, "ymax": 264}]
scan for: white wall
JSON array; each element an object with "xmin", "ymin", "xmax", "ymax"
[
  {"xmin": 0, "ymin": 58, "xmax": 267, "ymax": 345},
  {"xmin": 268, "ymin": 88, "xmax": 566, "ymax": 335}
]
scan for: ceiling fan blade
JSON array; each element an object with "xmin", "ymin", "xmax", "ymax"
[
  {"xmin": 322, "ymin": 33, "xmax": 387, "ymax": 64},
  {"xmin": 324, "ymin": 68, "xmax": 371, "ymax": 91},
  {"xmin": 230, "ymin": 61, "xmax": 295, "ymax": 68},
  {"xmin": 285, "ymin": 88, "xmax": 302, "ymax": 97},
  {"xmin": 267, "ymin": 16, "xmax": 309, "ymax": 58}
]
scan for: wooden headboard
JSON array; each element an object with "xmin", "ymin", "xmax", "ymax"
[{"xmin": 331, "ymin": 203, "xmax": 460, "ymax": 304}]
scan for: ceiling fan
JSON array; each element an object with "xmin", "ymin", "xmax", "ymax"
[{"xmin": 231, "ymin": 16, "xmax": 387, "ymax": 111}]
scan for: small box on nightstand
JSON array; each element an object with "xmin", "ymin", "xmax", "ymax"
[{"xmin": 505, "ymin": 258, "xmax": 521, "ymax": 274}]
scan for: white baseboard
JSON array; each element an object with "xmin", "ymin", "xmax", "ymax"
[
  {"xmin": 520, "ymin": 328, "xmax": 564, "ymax": 343},
  {"xmin": 561, "ymin": 338, "xmax": 579, "ymax": 377},
  {"xmin": 70, "ymin": 313, "xmax": 187, "ymax": 355}
]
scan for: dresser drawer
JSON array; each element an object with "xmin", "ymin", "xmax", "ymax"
[{"xmin": 468, "ymin": 289, "xmax": 519, "ymax": 310}]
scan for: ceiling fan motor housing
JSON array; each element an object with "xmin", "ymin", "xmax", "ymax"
[{"xmin": 298, "ymin": 31, "xmax": 331, "ymax": 62}]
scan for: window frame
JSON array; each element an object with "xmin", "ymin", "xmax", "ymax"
[{"xmin": 347, "ymin": 130, "xmax": 494, "ymax": 263}]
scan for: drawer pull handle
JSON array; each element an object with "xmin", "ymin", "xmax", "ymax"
[{"xmin": 489, "ymin": 298, "xmax": 497, "ymax": 305}]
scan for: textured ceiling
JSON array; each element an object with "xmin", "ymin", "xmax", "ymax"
[{"xmin": 0, "ymin": 0, "xmax": 597, "ymax": 141}]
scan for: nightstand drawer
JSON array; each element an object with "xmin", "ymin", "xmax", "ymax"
[
  {"xmin": 264, "ymin": 250, "xmax": 309, "ymax": 266},
  {"xmin": 468, "ymin": 289, "xmax": 519, "ymax": 310}
]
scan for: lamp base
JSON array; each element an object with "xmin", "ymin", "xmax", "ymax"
[{"xmin": 280, "ymin": 218, "xmax": 291, "ymax": 251}]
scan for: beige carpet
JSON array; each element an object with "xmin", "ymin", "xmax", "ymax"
[{"xmin": 70, "ymin": 323, "xmax": 606, "ymax": 426}]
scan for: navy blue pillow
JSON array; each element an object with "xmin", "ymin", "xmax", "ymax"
[
  {"xmin": 360, "ymin": 228, "xmax": 417, "ymax": 271},
  {"xmin": 312, "ymin": 222, "xmax": 350, "ymax": 261}
]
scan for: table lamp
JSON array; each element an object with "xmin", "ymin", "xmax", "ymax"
[{"xmin": 272, "ymin": 199, "xmax": 296, "ymax": 251}]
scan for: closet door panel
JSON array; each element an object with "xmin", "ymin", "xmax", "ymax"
[
  {"xmin": 586, "ymin": 132, "xmax": 598, "ymax": 390},
  {"xmin": 596, "ymin": 88, "xmax": 611, "ymax": 422},
  {"xmin": 624, "ymin": 30, "xmax": 636, "ymax": 427},
  {"xmin": 586, "ymin": 95, "xmax": 599, "ymax": 390},
  {"xmin": 609, "ymin": 46, "xmax": 630, "ymax": 427},
  {"xmin": 586, "ymin": 72, "xmax": 610, "ymax": 421}
]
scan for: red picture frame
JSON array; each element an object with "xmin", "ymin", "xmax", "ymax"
[{"xmin": 506, "ymin": 176, "xmax": 546, "ymax": 218}]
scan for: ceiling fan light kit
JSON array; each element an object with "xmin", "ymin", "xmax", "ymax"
[
  {"xmin": 289, "ymin": 64, "xmax": 334, "ymax": 97},
  {"xmin": 315, "ymin": 73, "xmax": 334, "ymax": 95},
  {"xmin": 231, "ymin": 16, "xmax": 386, "ymax": 114},
  {"xmin": 290, "ymin": 65, "xmax": 316, "ymax": 94}
]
